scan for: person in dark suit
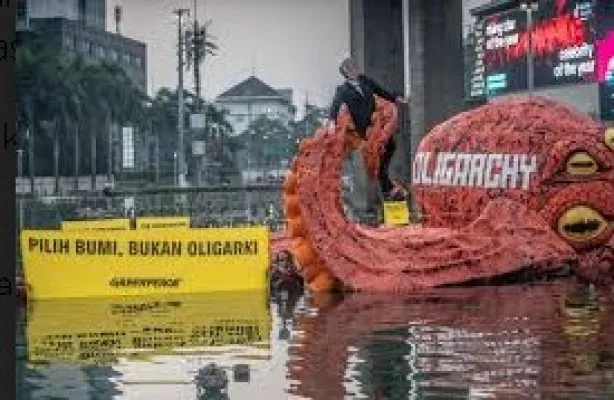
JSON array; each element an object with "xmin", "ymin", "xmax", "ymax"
[{"xmin": 328, "ymin": 57, "xmax": 407, "ymax": 200}]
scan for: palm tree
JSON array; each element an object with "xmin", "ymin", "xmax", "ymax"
[
  {"xmin": 18, "ymin": 37, "xmax": 149, "ymax": 194},
  {"xmin": 52, "ymin": 53, "xmax": 88, "ymax": 193},
  {"xmin": 18, "ymin": 38, "xmax": 84, "ymax": 194},
  {"xmin": 60, "ymin": 54, "xmax": 91, "ymax": 190},
  {"xmin": 185, "ymin": 20, "xmax": 219, "ymax": 111},
  {"xmin": 17, "ymin": 37, "xmax": 59, "ymax": 192}
]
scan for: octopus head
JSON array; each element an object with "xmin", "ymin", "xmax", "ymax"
[{"xmin": 412, "ymin": 96, "xmax": 614, "ymax": 282}]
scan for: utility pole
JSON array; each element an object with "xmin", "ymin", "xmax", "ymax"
[
  {"xmin": 114, "ymin": 5, "xmax": 122, "ymax": 35},
  {"xmin": 174, "ymin": 8, "xmax": 190, "ymax": 188},
  {"xmin": 192, "ymin": 0, "xmax": 205, "ymax": 187}
]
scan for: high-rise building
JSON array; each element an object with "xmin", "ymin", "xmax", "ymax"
[
  {"xmin": 16, "ymin": 0, "xmax": 145, "ymax": 90},
  {"xmin": 17, "ymin": 0, "xmax": 106, "ymax": 31}
]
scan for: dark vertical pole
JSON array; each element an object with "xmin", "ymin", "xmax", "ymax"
[
  {"xmin": 193, "ymin": 0, "xmax": 202, "ymax": 111},
  {"xmin": 74, "ymin": 123, "xmax": 79, "ymax": 190}
]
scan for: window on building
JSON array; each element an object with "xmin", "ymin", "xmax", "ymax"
[
  {"xmin": 96, "ymin": 45, "xmax": 105, "ymax": 58},
  {"xmin": 109, "ymin": 49, "xmax": 118, "ymax": 61},
  {"xmin": 149, "ymin": 142, "xmax": 156, "ymax": 168},
  {"xmin": 63, "ymin": 36, "xmax": 74, "ymax": 49},
  {"xmin": 122, "ymin": 127, "xmax": 135, "ymax": 169},
  {"xmin": 236, "ymin": 115, "xmax": 245, "ymax": 123},
  {"xmin": 17, "ymin": 0, "xmax": 27, "ymax": 20},
  {"xmin": 136, "ymin": 56, "xmax": 143, "ymax": 67},
  {"xmin": 122, "ymin": 53, "xmax": 130, "ymax": 64}
]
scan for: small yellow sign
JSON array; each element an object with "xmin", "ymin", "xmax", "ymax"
[
  {"xmin": 61, "ymin": 218, "xmax": 130, "ymax": 231},
  {"xmin": 21, "ymin": 227, "xmax": 270, "ymax": 299},
  {"xmin": 136, "ymin": 216, "xmax": 190, "ymax": 230},
  {"xmin": 383, "ymin": 201, "xmax": 410, "ymax": 226},
  {"xmin": 26, "ymin": 292, "xmax": 271, "ymax": 364}
]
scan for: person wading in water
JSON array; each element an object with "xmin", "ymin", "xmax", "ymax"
[{"xmin": 327, "ymin": 57, "xmax": 407, "ymax": 200}]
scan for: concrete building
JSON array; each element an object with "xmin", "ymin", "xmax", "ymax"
[
  {"xmin": 347, "ymin": 0, "xmax": 465, "ymax": 219},
  {"xmin": 17, "ymin": 0, "xmax": 146, "ymax": 90},
  {"xmin": 17, "ymin": 0, "xmax": 106, "ymax": 31},
  {"xmin": 215, "ymin": 76, "xmax": 297, "ymax": 136}
]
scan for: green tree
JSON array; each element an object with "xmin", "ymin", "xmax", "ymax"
[
  {"xmin": 237, "ymin": 115, "xmax": 292, "ymax": 180},
  {"xmin": 17, "ymin": 35, "xmax": 148, "ymax": 193},
  {"xmin": 185, "ymin": 20, "xmax": 219, "ymax": 110},
  {"xmin": 146, "ymin": 88, "xmax": 239, "ymax": 185},
  {"xmin": 17, "ymin": 37, "xmax": 85, "ymax": 193},
  {"xmin": 287, "ymin": 103, "xmax": 327, "ymax": 156}
]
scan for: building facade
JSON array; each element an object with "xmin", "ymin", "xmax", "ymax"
[
  {"xmin": 17, "ymin": 0, "xmax": 106, "ymax": 31},
  {"xmin": 214, "ymin": 76, "xmax": 297, "ymax": 184},
  {"xmin": 215, "ymin": 76, "xmax": 296, "ymax": 136},
  {"xmin": 18, "ymin": 13, "xmax": 146, "ymax": 91}
]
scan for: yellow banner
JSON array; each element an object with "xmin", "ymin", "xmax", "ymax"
[
  {"xmin": 21, "ymin": 227, "xmax": 270, "ymax": 299},
  {"xmin": 26, "ymin": 292, "xmax": 271, "ymax": 364},
  {"xmin": 383, "ymin": 201, "xmax": 410, "ymax": 226},
  {"xmin": 136, "ymin": 216, "xmax": 190, "ymax": 230},
  {"xmin": 61, "ymin": 219, "xmax": 130, "ymax": 231}
]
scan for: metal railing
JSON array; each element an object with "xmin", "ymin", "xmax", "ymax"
[{"xmin": 16, "ymin": 184, "xmax": 288, "ymax": 232}]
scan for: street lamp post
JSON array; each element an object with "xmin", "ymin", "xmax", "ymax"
[
  {"xmin": 17, "ymin": 149, "xmax": 23, "ymax": 178},
  {"xmin": 174, "ymin": 8, "xmax": 190, "ymax": 188},
  {"xmin": 521, "ymin": 2, "xmax": 538, "ymax": 94},
  {"xmin": 17, "ymin": 148, "xmax": 24, "ymax": 232},
  {"xmin": 26, "ymin": 128, "xmax": 34, "ymax": 195},
  {"xmin": 173, "ymin": 151, "xmax": 178, "ymax": 187}
]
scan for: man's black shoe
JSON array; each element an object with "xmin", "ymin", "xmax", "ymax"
[{"xmin": 383, "ymin": 189, "xmax": 406, "ymax": 202}]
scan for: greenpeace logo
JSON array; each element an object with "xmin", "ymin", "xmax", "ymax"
[{"xmin": 109, "ymin": 277, "xmax": 183, "ymax": 288}]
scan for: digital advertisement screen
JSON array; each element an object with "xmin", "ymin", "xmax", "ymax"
[
  {"xmin": 468, "ymin": 0, "xmax": 597, "ymax": 99},
  {"xmin": 596, "ymin": 0, "xmax": 614, "ymax": 119}
]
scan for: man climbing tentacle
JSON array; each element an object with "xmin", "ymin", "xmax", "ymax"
[{"xmin": 326, "ymin": 57, "xmax": 408, "ymax": 201}]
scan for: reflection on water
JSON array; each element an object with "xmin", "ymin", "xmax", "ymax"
[{"xmin": 17, "ymin": 282, "xmax": 614, "ymax": 399}]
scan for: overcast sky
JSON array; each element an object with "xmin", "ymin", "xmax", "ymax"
[{"xmin": 106, "ymin": 0, "xmax": 350, "ymax": 113}]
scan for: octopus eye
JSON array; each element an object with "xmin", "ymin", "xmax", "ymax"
[
  {"xmin": 557, "ymin": 206, "xmax": 608, "ymax": 243},
  {"xmin": 566, "ymin": 152, "xmax": 598, "ymax": 176},
  {"xmin": 606, "ymin": 128, "xmax": 614, "ymax": 151}
]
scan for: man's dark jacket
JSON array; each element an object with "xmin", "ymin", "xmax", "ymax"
[{"xmin": 329, "ymin": 74, "xmax": 399, "ymax": 137}]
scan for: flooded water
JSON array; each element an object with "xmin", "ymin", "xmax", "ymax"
[{"xmin": 16, "ymin": 281, "xmax": 614, "ymax": 399}]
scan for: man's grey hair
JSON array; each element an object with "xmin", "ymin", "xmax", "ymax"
[{"xmin": 339, "ymin": 57, "xmax": 360, "ymax": 78}]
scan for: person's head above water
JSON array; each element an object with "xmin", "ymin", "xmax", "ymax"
[{"xmin": 339, "ymin": 57, "xmax": 362, "ymax": 81}]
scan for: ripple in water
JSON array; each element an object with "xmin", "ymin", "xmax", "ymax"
[{"xmin": 16, "ymin": 282, "xmax": 614, "ymax": 399}]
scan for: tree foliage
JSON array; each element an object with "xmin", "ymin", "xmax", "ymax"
[
  {"xmin": 17, "ymin": 33, "xmax": 237, "ymax": 190},
  {"xmin": 147, "ymin": 88, "xmax": 240, "ymax": 183},
  {"xmin": 17, "ymin": 34, "xmax": 148, "ymax": 190}
]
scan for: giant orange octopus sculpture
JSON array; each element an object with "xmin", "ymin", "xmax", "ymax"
[{"xmin": 280, "ymin": 96, "xmax": 614, "ymax": 292}]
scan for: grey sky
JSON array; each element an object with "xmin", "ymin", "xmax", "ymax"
[{"xmin": 107, "ymin": 0, "xmax": 350, "ymax": 112}]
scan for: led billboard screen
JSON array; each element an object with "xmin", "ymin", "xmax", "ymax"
[
  {"xmin": 596, "ymin": 0, "xmax": 614, "ymax": 119},
  {"xmin": 468, "ymin": 0, "xmax": 597, "ymax": 99}
]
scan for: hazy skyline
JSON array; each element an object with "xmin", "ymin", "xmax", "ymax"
[{"xmin": 106, "ymin": 0, "xmax": 350, "ymax": 113}]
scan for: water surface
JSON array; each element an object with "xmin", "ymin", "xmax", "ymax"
[{"xmin": 17, "ymin": 281, "xmax": 614, "ymax": 399}]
